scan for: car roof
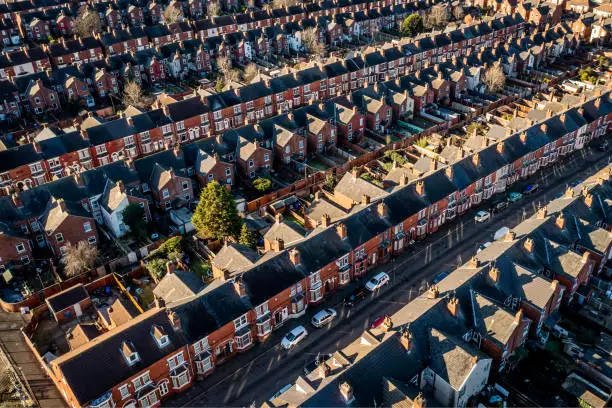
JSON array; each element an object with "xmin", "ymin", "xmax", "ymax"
[{"xmin": 291, "ymin": 325, "xmax": 305, "ymax": 333}]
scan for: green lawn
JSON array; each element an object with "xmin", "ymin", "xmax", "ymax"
[{"xmin": 190, "ymin": 256, "xmax": 211, "ymax": 281}]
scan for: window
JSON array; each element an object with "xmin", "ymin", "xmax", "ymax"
[
  {"xmin": 182, "ymin": 181, "xmax": 189, "ymax": 191},
  {"xmin": 83, "ymin": 222, "xmax": 92, "ymax": 232},
  {"xmin": 159, "ymin": 381, "xmax": 169, "ymax": 396},
  {"xmin": 55, "ymin": 233, "xmax": 64, "ymax": 243},
  {"xmin": 119, "ymin": 384, "xmax": 130, "ymax": 400},
  {"xmin": 208, "ymin": 173, "xmax": 214, "ymax": 181},
  {"xmin": 193, "ymin": 338, "xmax": 209, "ymax": 356},
  {"xmin": 167, "ymin": 352, "xmax": 185, "ymax": 370},
  {"xmin": 298, "ymin": 140, "xmax": 304, "ymax": 149},
  {"xmin": 248, "ymin": 159, "xmax": 254, "ymax": 168},
  {"xmin": 162, "ymin": 189, "xmax": 169, "ymax": 199},
  {"xmin": 21, "ymin": 256, "xmax": 30, "ymax": 264},
  {"xmin": 88, "ymin": 236, "xmax": 97, "ymax": 245},
  {"xmin": 15, "ymin": 243, "xmax": 25, "ymax": 253},
  {"xmin": 235, "ymin": 332, "xmax": 252, "ymax": 350},
  {"xmin": 264, "ymin": 153, "xmax": 269, "ymax": 162},
  {"xmin": 196, "ymin": 355, "xmax": 213, "ymax": 374},
  {"xmin": 172, "ymin": 369, "xmax": 190, "ymax": 389},
  {"xmin": 225, "ymin": 168, "xmax": 231, "ymax": 176},
  {"xmin": 59, "ymin": 246, "xmax": 68, "ymax": 256},
  {"xmin": 234, "ymin": 314, "xmax": 248, "ymax": 330},
  {"xmin": 132, "ymin": 372, "xmax": 151, "ymax": 391},
  {"xmin": 139, "ymin": 390, "xmax": 158, "ymax": 408}
]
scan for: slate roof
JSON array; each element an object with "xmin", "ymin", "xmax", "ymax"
[
  {"xmin": 152, "ymin": 270, "xmax": 204, "ymax": 305},
  {"xmin": 334, "ymin": 172, "xmax": 387, "ymax": 204},
  {"xmin": 51, "ymin": 308, "xmax": 186, "ymax": 405},
  {"xmin": 46, "ymin": 284, "xmax": 89, "ymax": 314},
  {"xmin": 211, "ymin": 243, "xmax": 259, "ymax": 276}
]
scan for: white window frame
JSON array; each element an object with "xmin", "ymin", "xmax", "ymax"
[{"xmin": 234, "ymin": 313, "xmax": 248, "ymax": 330}]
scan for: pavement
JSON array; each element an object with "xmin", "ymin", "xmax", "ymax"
[{"xmin": 166, "ymin": 143, "xmax": 612, "ymax": 407}]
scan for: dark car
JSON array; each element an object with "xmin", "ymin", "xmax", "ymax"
[
  {"xmin": 597, "ymin": 141, "xmax": 609, "ymax": 152},
  {"xmin": 491, "ymin": 200, "xmax": 509, "ymax": 213},
  {"xmin": 303, "ymin": 353, "xmax": 333, "ymax": 375},
  {"xmin": 523, "ymin": 184, "xmax": 539, "ymax": 195},
  {"xmin": 344, "ymin": 287, "xmax": 368, "ymax": 307}
]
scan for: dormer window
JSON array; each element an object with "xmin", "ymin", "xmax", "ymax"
[
  {"xmin": 121, "ymin": 341, "xmax": 140, "ymax": 366},
  {"xmin": 151, "ymin": 325, "xmax": 170, "ymax": 348}
]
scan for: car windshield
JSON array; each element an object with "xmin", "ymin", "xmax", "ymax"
[
  {"xmin": 369, "ymin": 278, "xmax": 378, "ymax": 284},
  {"xmin": 285, "ymin": 333, "xmax": 295, "ymax": 341}
]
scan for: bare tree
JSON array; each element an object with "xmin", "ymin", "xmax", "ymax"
[
  {"xmin": 452, "ymin": 5, "xmax": 465, "ymax": 21},
  {"xmin": 62, "ymin": 242, "xmax": 98, "ymax": 278},
  {"xmin": 122, "ymin": 80, "xmax": 151, "ymax": 109},
  {"xmin": 163, "ymin": 4, "xmax": 182, "ymax": 24},
  {"xmin": 483, "ymin": 64, "xmax": 506, "ymax": 93},
  {"xmin": 244, "ymin": 63, "xmax": 259, "ymax": 83},
  {"xmin": 216, "ymin": 55, "xmax": 232, "ymax": 77},
  {"xmin": 301, "ymin": 28, "xmax": 326, "ymax": 57},
  {"xmin": 207, "ymin": 1, "xmax": 221, "ymax": 17},
  {"xmin": 75, "ymin": 6, "xmax": 102, "ymax": 38},
  {"xmin": 426, "ymin": 5, "xmax": 450, "ymax": 29}
]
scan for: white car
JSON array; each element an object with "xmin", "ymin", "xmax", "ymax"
[
  {"xmin": 365, "ymin": 272, "xmax": 390, "ymax": 291},
  {"xmin": 281, "ymin": 326, "xmax": 308, "ymax": 349},
  {"xmin": 311, "ymin": 308, "xmax": 337, "ymax": 328},
  {"xmin": 477, "ymin": 242, "xmax": 492, "ymax": 253},
  {"xmin": 474, "ymin": 210, "xmax": 491, "ymax": 223}
]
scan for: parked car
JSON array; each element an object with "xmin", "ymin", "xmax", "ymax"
[
  {"xmin": 311, "ymin": 308, "xmax": 337, "ymax": 328},
  {"xmin": 303, "ymin": 353, "xmax": 333, "ymax": 375},
  {"xmin": 344, "ymin": 287, "xmax": 368, "ymax": 307},
  {"xmin": 365, "ymin": 272, "xmax": 390, "ymax": 291},
  {"xmin": 281, "ymin": 326, "xmax": 308, "ymax": 350},
  {"xmin": 491, "ymin": 200, "xmax": 508, "ymax": 213},
  {"xmin": 474, "ymin": 210, "xmax": 491, "ymax": 223},
  {"xmin": 508, "ymin": 192, "xmax": 522, "ymax": 202},
  {"xmin": 270, "ymin": 384, "xmax": 292, "ymax": 401},
  {"xmin": 477, "ymin": 242, "xmax": 492, "ymax": 253},
  {"xmin": 432, "ymin": 271, "xmax": 450, "ymax": 284},
  {"xmin": 523, "ymin": 183, "xmax": 539, "ymax": 195},
  {"xmin": 493, "ymin": 226, "xmax": 510, "ymax": 241},
  {"xmin": 370, "ymin": 315, "xmax": 386, "ymax": 329},
  {"xmin": 597, "ymin": 141, "xmax": 609, "ymax": 151}
]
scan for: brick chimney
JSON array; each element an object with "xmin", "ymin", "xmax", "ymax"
[
  {"xmin": 400, "ymin": 328, "xmax": 413, "ymax": 352},
  {"xmin": 469, "ymin": 256, "xmax": 480, "ymax": 268},
  {"xmin": 339, "ymin": 382, "xmax": 354, "ymax": 403},
  {"xmin": 564, "ymin": 186, "xmax": 574, "ymax": 198},
  {"xmin": 556, "ymin": 213, "xmax": 565, "ymax": 229},
  {"xmin": 536, "ymin": 206, "xmax": 547, "ymax": 219},
  {"xmin": 505, "ymin": 230, "xmax": 516, "ymax": 241},
  {"xmin": 361, "ymin": 194, "xmax": 370, "ymax": 205},
  {"xmin": 413, "ymin": 393, "xmax": 427, "ymax": 408},
  {"xmin": 117, "ymin": 180, "xmax": 126, "ymax": 193},
  {"xmin": 57, "ymin": 198, "xmax": 67, "ymax": 212},
  {"xmin": 336, "ymin": 222, "xmax": 347, "ymax": 239},
  {"xmin": 551, "ymin": 279, "xmax": 559, "ymax": 292},
  {"xmin": 514, "ymin": 309, "xmax": 523, "ymax": 325},
  {"xmin": 416, "ymin": 180, "xmax": 425, "ymax": 196},
  {"xmin": 447, "ymin": 295, "xmax": 459, "ymax": 317},
  {"xmin": 582, "ymin": 251, "xmax": 590, "ymax": 264},
  {"xmin": 351, "ymin": 167, "xmax": 361, "ymax": 180},
  {"xmin": 429, "ymin": 158, "xmax": 437, "ymax": 172},
  {"xmin": 318, "ymin": 362, "xmax": 331, "ymax": 378},
  {"xmin": 321, "ymin": 213, "xmax": 331, "ymax": 227},
  {"xmin": 377, "ymin": 201, "xmax": 388, "ymax": 218},
  {"xmin": 275, "ymin": 213, "xmax": 283, "ymax": 224},
  {"xmin": 289, "ymin": 248, "xmax": 301, "ymax": 266},
  {"xmin": 234, "ymin": 279, "xmax": 248, "ymax": 296},
  {"xmin": 523, "ymin": 238, "xmax": 534, "ymax": 253},
  {"xmin": 445, "ymin": 165, "xmax": 453, "ymax": 180},
  {"xmin": 400, "ymin": 174, "xmax": 409, "ymax": 186},
  {"xmin": 497, "ymin": 141, "xmax": 504, "ymax": 154},
  {"xmin": 11, "ymin": 193, "xmax": 23, "ymax": 208},
  {"xmin": 585, "ymin": 193, "xmax": 593, "ymax": 208},
  {"xmin": 168, "ymin": 310, "xmax": 182, "ymax": 331},
  {"xmin": 427, "ymin": 285, "xmax": 439, "ymax": 299},
  {"xmin": 272, "ymin": 238, "xmax": 284, "ymax": 251},
  {"xmin": 520, "ymin": 132, "xmax": 527, "ymax": 144},
  {"xmin": 166, "ymin": 260, "xmax": 176, "ymax": 275},
  {"xmin": 489, "ymin": 266, "xmax": 500, "ymax": 283},
  {"xmin": 472, "ymin": 153, "xmax": 480, "ymax": 167}
]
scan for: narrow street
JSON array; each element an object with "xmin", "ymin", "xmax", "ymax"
[{"xmin": 167, "ymin": 145, "xmax": 611, "ymax": 407}]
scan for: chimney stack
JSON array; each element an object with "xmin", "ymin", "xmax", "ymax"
[
  {"xmin": 472, "ymin": 153, "xmax": 480, "ymax": 167},
  {"xmin": 377, "ymin": 201, "xmax": 388, "ymax": 218},
  {"xmin": 469, "ymin": 256, "xmax": 480, "ymax": 268},
  {"xmin": 447, "ymin": 295, "xmax": 459, "ymax": 317},
  {"xmin": 361, "ymin": 194, "xmax": 371, "ymax": 205},
  {"xmin": 321, "ymin": 213, "xmax": 331, "ymax": 227},
  {"xmin": 582, "ymin": 251, "xmax": 590, "ymax": 264},
  {"xmin": 536, "ymin": 206, "xmax": 547, "ymax": 219},
  {"xmin": 505, "ymin": 230, "xmax": 516, "ymax": 241},
  {"xmin": 336, "ymin": 222, "xmax": 347, "ymax": 239},
  {"xmin": 275, "ymin": 213, "xmax": 283, "ymax": 224},
  {"xmin": 514, "ymin": 309, "xmax": 523, "ymax": 325},
  {"xmin": 234, "ymin": 279, "xmax": 248, "ymax": 296},
  {"xmin": 57, "ymin": 198, "xmax": 67, "ymax": 212},
  {"xmin": 523, "ymin": 238, "xmax": 535, "ymax": 253},
  {"xmin": 489, "ymin": 266, "xmax": 500, "ymax": 283},
  {"xmin": 289, "ymin": 248, "xmax": 301, "ymax": 266},
  {"xmin": 339, "ymin": 382, "xmax": 354, "ymax": 403},
  {"xmin": 556, "ymin": 213, "xmax": 565, "ymax": 229},
  {"xmin": 416, "ymin": 180, "xmax": 425, "ymax": 196},
  {"xmin": 400, "ymin": 329, "xmax": 413, "ymax": 352},
  {"xmin": 168, "ymin": 311, "xmax": 182, "ymax": 331},
  {"xmin": 427, "ymin": 285, "xmax": 439, "ymax": 299},
  {"xmin": 585, "ymin": 193, "xmax": 593, "ymax": 208}
]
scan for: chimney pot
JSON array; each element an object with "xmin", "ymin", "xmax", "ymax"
[
  {"xmin": 336, "ymin": 222, "xmax": 347, "ymax": 239},
  {"xmin": 523, "ymin": 238, "xmax": 535, "ymax": 253},
  {"xmin": 489, "ymin": 266, "xmax": 500, "ymax": 283},
  {"xmin": 447, "ymin": 295, "xmax": 459, "ymax": 317}
]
